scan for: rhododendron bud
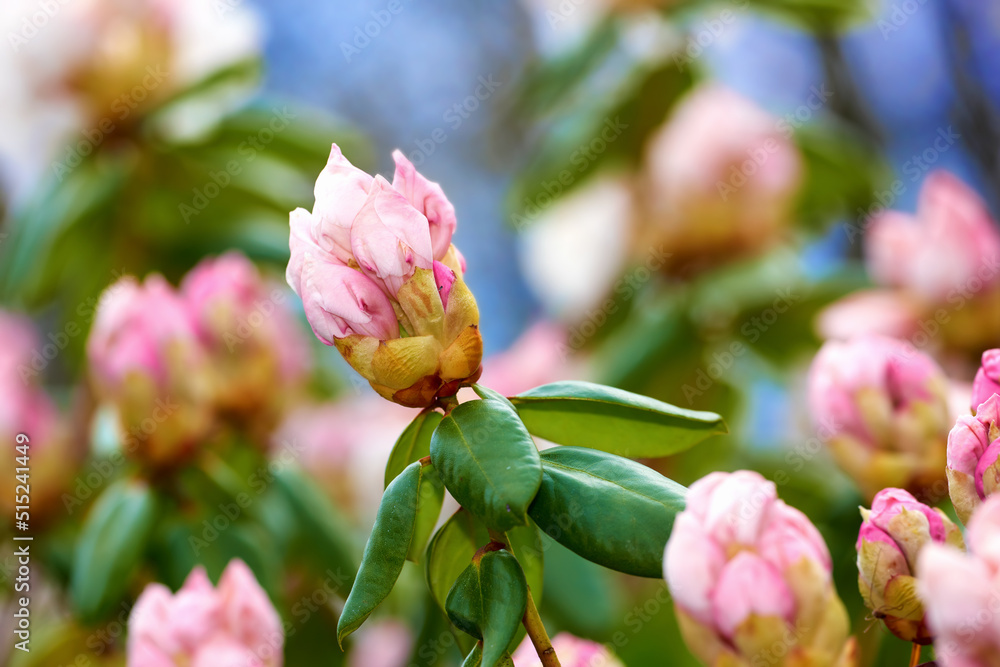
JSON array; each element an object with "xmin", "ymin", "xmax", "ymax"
[
  {"xmin": 511, "ymin": 632, "xmax": 624, "ymax": 667},
  {"xmin": 127, "ymin": 560, "xmax": 282, "ymax": 667},
  {"xmin": 917, "ymin": 495, "xmax": 1000, "ymax": 667},
  {"xmin": 971, "ymin": 348, "xmax": 1000, "ymax": 413},
  {"xmin": 856, "ymin": 488, "xmax": 964, "ymax": 643},
  {"xmin": 641, "ymin": 84, "xmax": 802, "ymax": 272},
  {"xmin": 946, "ymin": 394, "xmax": 1000, "ymax": 523},
  {"xmin": 87, "ymin": 275, "xmax": 213, "ymax": 466},
  {"xmin": 182, "ymin": 252, "xmax": 309, "ymax": 435},
  {"xmin": 664, "ymin": 471, "xmax": 855, "ymax": 667},
  {"xmin": 287, "ymin": 144, "xmax": 482, "ymax": 408},
  {"xmin": 808, "ymin": 336, "xmax": 951, "ymax": 500},
  {"xmin": 0, "ymin": 312, "xmax": 76, "ymax": 522},
  {"xmin": 865, "ymin": 172, "xmax": 1000, "ymax": 350},
  {"xmin": 867, "ymin": 172, "xmax": 1000, "ymax": 304}
]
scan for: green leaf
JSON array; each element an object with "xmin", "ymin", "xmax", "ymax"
[
  {"xmin": 71, "ymin": 480, "xmax": 158, "ymax": 622},
  {"xmin": 385, "ymin": 410, "xmax": 443, "ymax": 487},
  {"xmin": 446, "ymin": 551, "xmax": 527, "ymax": 667},
  {"xmin": 146, "ymin": 58, "xmax": 261, "ymax": 117},
  {"xmin": 430, "ymin": 398, "xmax": 542, "ymax": 533},
  {"xmin": 273, "ymin": 467, "xmax": 357, "ymax": 595},
  {"xmin": 409, "ymin": 465, "xmax": 445, "ymax": 564},
  {"xmin": 510, "ymin": 381, "xmax": 726, "ymax": 458},
  {"xmin": 462, "ymin": 643, "xmax": 515, "ymax": 667},
  {"xmin": 425, "ymin": 510, "xmax": 543, "ymax": 617},
  {"xmin": 472, "ymin": 384, "xmax": 515, "ymax": 409},
  {"xmin": 528, "ymin": 447, "xmax": 687, "ymax": 578},
  {"xmin": 338, "ymin": 462, "xmax": 425, "ymax": 645}
]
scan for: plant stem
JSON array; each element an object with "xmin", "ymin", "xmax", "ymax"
[
  {"xmin": 909, "ymin": 643, "xmax": 921, "ymax": 667},
  {"xmin": 489, "ymin": 529, "xmax": 560, "ymax": 665},
  {"xmin": 522, "ymin": 588, "xmax": 561, "ymax": 667}
]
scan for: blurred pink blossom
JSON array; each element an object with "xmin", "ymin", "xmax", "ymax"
[
  {"xmin": 128, "ymin": 560, "xmax": 282, "ymax": 667},
  {"xmin": 511, "ymin": 632, "xmax": 623, "ymax": 667},
  {"xmin": 0, "ymin": 311, "xmax": 75, "ymax": 520},
  {"xmin": 664, "ymin": 471, "xmax": 853, "ymax": 666},
  {"xmin": 346, "ymin": 619, "xmax": 413, "ymax": 667},
  {"xmin": 642, "ymin": 84, "xmax": 802, "ymax": 270},
  {"xmin": 866, "ymin": 171, "xmax": 1000, "ymax": 304},
  {"xmin": 807, "ymin": 335, "xmax": 951, "ymax": 499},
  {"xmin": 0, "ymin": 0, "xmax": 260, "ymax": 201},
  {"xmin": 477, "ymin": 322, "xmax": 586, "ymax": 397},
  {"xmin": 814, "ymin": 289, "xmax": 923, "ymax": 342},
  {"xmin": 272, "ymin": 398, "xmax": 413, "ymax": 526},
  {"xmin": 87, "ymin": 275, "xmax": 214, "ymax": 466},
  {"xmin": 182, "ymin": 252, "xmax": 310, "ymax": 433},
  {"xmin": 918, "ymin": 495, "xmax": 1000, "ymax": 667}
]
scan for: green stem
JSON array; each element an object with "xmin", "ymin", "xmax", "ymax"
[
  {"xmin": 522, "ymin": 590, "xmax": 560, "ymax": 667},
  {"xmin": 491, "ymin": 529, "xmax": 561, "ymax": 667}
]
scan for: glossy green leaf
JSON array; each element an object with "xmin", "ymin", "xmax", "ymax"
[
  {"xmin": 446, "ymin": 551, "xmax": 527, "ymax": 667},
  {"xmin": 72, "ymin": 480, "xmax": 158, "ymax": 622},
  {"xmin": 430, "ymin": 398, "xmax": 542, "ymax": 532},
  {"xmin": 385, "ymin": 410, "xmax": 443, "ymax": 487},
  {"xmin": 425, "ymin": 509, "xmax": 543, "ymax": 617},
  {"xmin": 511, "ymin": 381, "xmax": 726, "ymax": 457},
  {"xmin": 409, "ymin": 465, "xmax": 445, "ymax": 563},
  {"xmin": 274, "ymin": 467, "xmax": 357, "ymax": 594},
  {"xmin": 472, "ymin": 384, "xmax": 515, "ymax": 409},
  {"xmin": 528, "ymin": 447, "xmax": 687, "ymax": 577},
  {"xmin": 462, "ymin": 643, "xmax": 515, "ymax": 667},
  {"xmin": 338, "ymin": 462, "xmax": 425, "ymax": 645}
]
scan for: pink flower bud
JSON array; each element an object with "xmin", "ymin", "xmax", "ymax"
[
  {"xmin": 87, "ymin": 275, "xmax": 214, "ymax": 466},
  {"xmin": 947, "ymin": 394, "xmax": 1000, "ymax": 523},
  {"xmin": 918, "ymin": 496, "xmax": 1000, "ymax": 667},
  {"xmin": 181, "ymin": 252, "xmax": 310, "ymax": 432},
  {"xmin": 664, "ymin": 471, "xmax": 854, "ymax": 666},
  {"xmin": 432, "ymin": 260, "xmax": 456, "ymax": 309},
  {"xmin": 290, "ymin": 209, "xmax": 398, "ymax": 344},
  {"xmin": 287, "ymin": 145, "xmax": 482, "ymax": 408},
  {"xmin": 511, "ymin": 632, "xmax": 624, "ymax": 667},
  {"xmin": 88, "ymin": 276, "xmax": 203, "ymax": 389},
  {"xmin": 971, "ymin": 348, "xmax": 1000, "ymax": 413},
  {"xmin": 641, "ymin": 84, "xmax": 802, "ymax": 270},
  {"xmin": 392, "ymin": 150, "xmax": 456, "ymax": 260},
  {"xmin": 128, "ymin": 560, "xmax": 282, "ymax": 667},
  {"xmin": 807, "ymin": 335, "xmax": 951, "ymax": 500},
  {"xmin": 351, "ymin": 175, "xmax": 435, "ymax": 297},
  {"xmin": 856, "ymin": 488, "xmax": 963, "ymax": 643},
  {"xmin": 866, "ymin": 171, "xmax": 1000, "ymax": 305},
  {"xmin": 311, "ymin": 145, "xmax": 376, "ymax": 263}
]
